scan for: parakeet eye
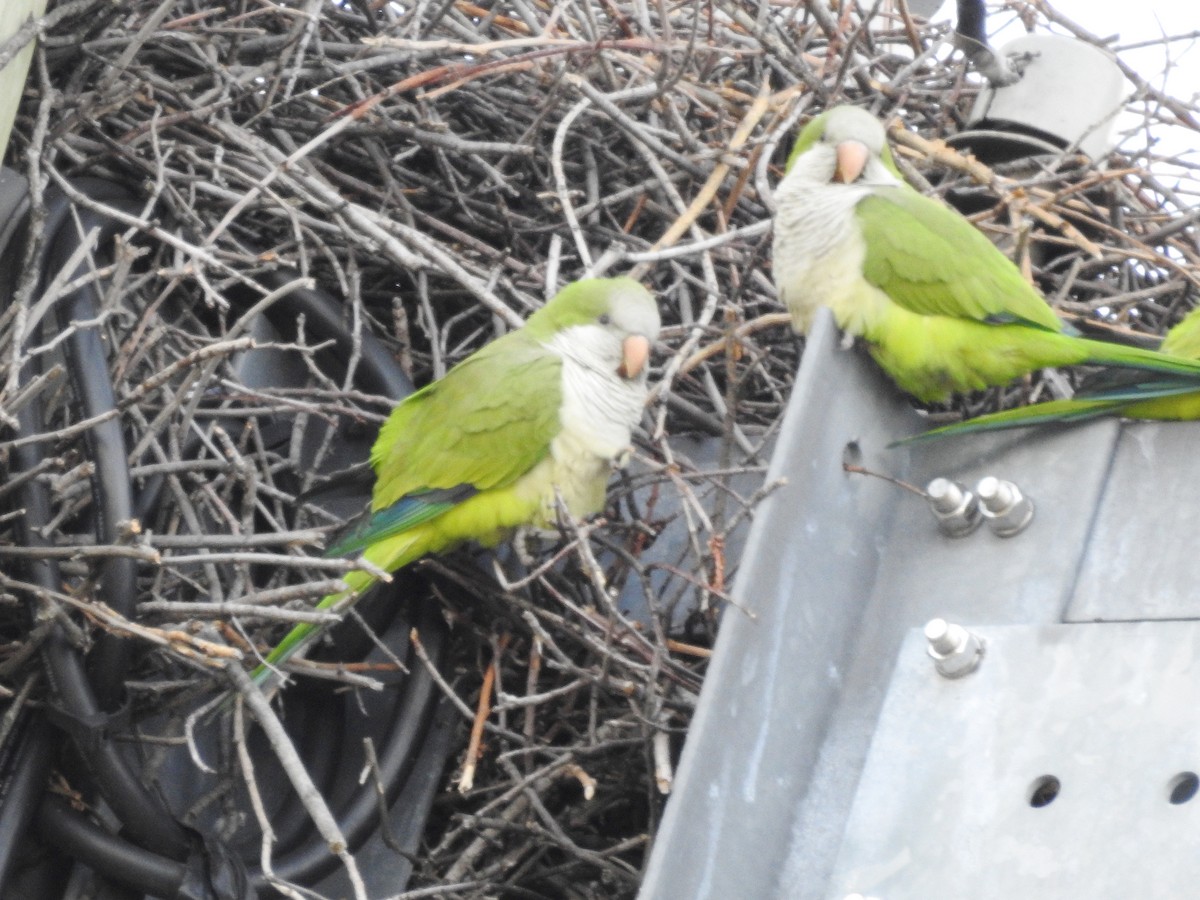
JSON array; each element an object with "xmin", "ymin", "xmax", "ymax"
[{"xmin": 598, "ymin": 314, "xmax": 611, "ymax": 325}]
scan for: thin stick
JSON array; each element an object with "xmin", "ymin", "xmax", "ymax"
[{"xmin": 459, "ymin": 633, "xmax": 510, "ymax": 793}]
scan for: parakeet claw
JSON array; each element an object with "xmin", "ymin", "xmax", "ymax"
[{"xmin": 513, "ymin": 525, "xmax": 540, "ymax": 567}]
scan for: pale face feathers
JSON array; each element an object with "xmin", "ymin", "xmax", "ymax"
[
  {"xmin": 784, "ymin": 105, "xmax": 901, "ymax": 189},
  {"xmin": 544, "ymin": 280, "xmax": 660, "ymax": 463},
  {"xmin": 555, "ymin": 280, "xmax": 661, "ymax": 388},
  {"xmin": 597, "ymin": 280, "xmax": 662, "ymax": 366},
  {"xmin": 773, "ymin": 106, "xmax": 900, "ymax": 334}
]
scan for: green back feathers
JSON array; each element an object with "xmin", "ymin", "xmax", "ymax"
[
  {"xmin": 1161, "ymin": 305, "xmax": 1200, "ymax": 359},
  {"xmin": 856, "ymin": 187, "xmax": 1064, "ymax": 333},
  {"xmin": 369, "ymin": 276, "xmax": 656, "ymax": 517},
  {"xmin": 370, "ymin": 334, "xmax": 561, "ymax": 511}
]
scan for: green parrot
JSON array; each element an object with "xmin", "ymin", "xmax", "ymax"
[
  {"xmin": 902, "ymin": 303, "xmax": 1200, "ymax": 442},
  {"xmin": 253, "ymin": 277, "xmax": 661, "ymax": 683},
  {"xmin": 772, "ymin": 105, "xmax": 1200, "ymax": 403}
]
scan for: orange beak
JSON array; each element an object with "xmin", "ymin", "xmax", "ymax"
[
  {"xmin": 833, "ymin": 140, "xmax": 869, "ymax": 184},
  {"xmin": 618, "ymin": 334, "xmax": 651, "ymax": 380}
]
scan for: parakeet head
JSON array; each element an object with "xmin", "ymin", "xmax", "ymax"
[
  {"xmin": 528, "ymin": 277, "xmax": 661, "ymax": 382},
  {"xmin": 784, "ymin": 105, "xmax": 902, "ymax": 186}
]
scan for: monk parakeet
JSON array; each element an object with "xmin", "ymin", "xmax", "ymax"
[
  {"xmin": 253, "ymin": 277, "xmax": 660, "ymax": 682},
  {"xmin": 772, "ymin": 105, "xmax": 1200, "ymax": 403},
  {"xmin": 903, "ymin": 303, "xmax": 1200, "ymax": 441}
]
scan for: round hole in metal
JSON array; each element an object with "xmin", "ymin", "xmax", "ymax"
[
  {"xmin": 1169, "ymin": 772, "xmax": 1199, "ymax": 805},
  {"xmin": 1028, "ymin": 775, "xmax": 1060, "ymax": 808}
]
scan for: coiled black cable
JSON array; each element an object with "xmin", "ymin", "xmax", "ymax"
[
  {"xmin": 0, "ymin": 178, "xmax": 454, "ymax": 898},
  {"xmin": 17, "ymin": 180, "xmax": 192, "ymax": 861},
  {"xmin": 37, "ymin": 797, "xmax": 188, "ymax": 899},
  {"xmin": 47, "ymin": 181, "xmax": 142, "ymax": 713}
]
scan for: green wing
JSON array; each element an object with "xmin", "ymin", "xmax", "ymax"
[
  {"xmin": 1162, "ymin": 305, "xmax": 1200, "ymax": 360},
  {"xmin": 857, "ymin": 187, "xmax": 1064, "ymax": 333},
  {"xmin": 370, "ymin": 331, "xmax": 562, "ymax": 512}
]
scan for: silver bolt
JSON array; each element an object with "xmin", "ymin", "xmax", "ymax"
[
  {"xmin": 925, "ymin": 618, "xmax": 985, "ymax": 678},
  {"xmin": 925, "ymin": 477, "xmax": 983, "ymax": 537},
  {"xmin": 975, "ymin": 476, "xmax": 1034, "ymax": 537}
]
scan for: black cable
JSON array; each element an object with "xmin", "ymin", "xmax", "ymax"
[
  {"xmin": 22, "ymin": 182, "xmax": 192, "ymax": 861},
  {"xmin": 11, "ymin": 411, "xmax": 188, "ymax": 863},
  {"xmin": 239, "ymin": 269, "xmax": 415, "ymax": 399},
  {"xmin": 0, "ymin": 178, "xmax": 198, "ymax": 892},
  {"xmin": 36, "ymin": 798, "xmax": 187, "ymax": 899},
  {"xmin": 4, "ymin": 180, "xmax": 451, "ymax": 898},
  {"xmin": 226, "ymin": 274, "xmax": 454, "ymax": 888},
  {"xmin": 47, "ymin": 188, "xmax": 141, "ymax": 712},
  {"xmin": 266, "ymin": 600, "xmax": 446, "ymax": 886},
  {"xmin": 0, "ymin": 715, "xmax": 55, "ymax": 888},
  {"xmin": 955, "ymin": 0, "xmax": 987, "ymax": 45}
]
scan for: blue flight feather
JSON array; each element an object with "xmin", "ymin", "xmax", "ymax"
[{"xmin": 327, "ymin": 484, "xmax": 478, "ymax": 556}]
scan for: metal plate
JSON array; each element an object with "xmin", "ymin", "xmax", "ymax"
[
  {"xmin": 828, "ymin": 621, "xmax": 1200, "ymax": 900},
  {"xmin": 640, "ymin": 310, "xmax": 1126, "ymax": 900},
  {"xmin": 1068, "ymin": 421, "xmax": 1200, "ymax": 622}
]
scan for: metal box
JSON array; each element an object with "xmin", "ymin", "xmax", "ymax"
[{"xmin": 640, "ymin": 309, "xmax": 1200, "ymax": 899}]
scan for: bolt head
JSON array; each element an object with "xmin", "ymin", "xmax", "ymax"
[{"xmin": 924, "ymin": 618, "xmax": 985, "ymax": 678}]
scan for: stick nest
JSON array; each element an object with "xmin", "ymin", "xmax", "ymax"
[{"xmin": 1, "ymin": 1, "xmax": 1198, "ymax": 896}]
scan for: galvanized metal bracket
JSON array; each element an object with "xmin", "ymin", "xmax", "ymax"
[
  {"xmin": 640, "ymin": 308, "xmax": 1200, "ymax": 899},
  {"xmin": 832, "ymin": 621, "xmax": 1200, "ymax": 899}
]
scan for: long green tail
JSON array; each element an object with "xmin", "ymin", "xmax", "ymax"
[
  {"xmin": 1077, "ymin": 336, "xmax": 1200, "ymax": 380},
  {"xmin": 894, "ymin": 396, "xmax": 1133, "ymax": 445},
  {"xmin": 897, "ymin": 379, "xmax": 1200, "ymax": 445},
  {"xmin": 250, "ymin": 566, "xmax": 382, "ymax": 685},
  {"xmin": 897, "ymin": 312, "xmax": 1200, "ymax": 445}
]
